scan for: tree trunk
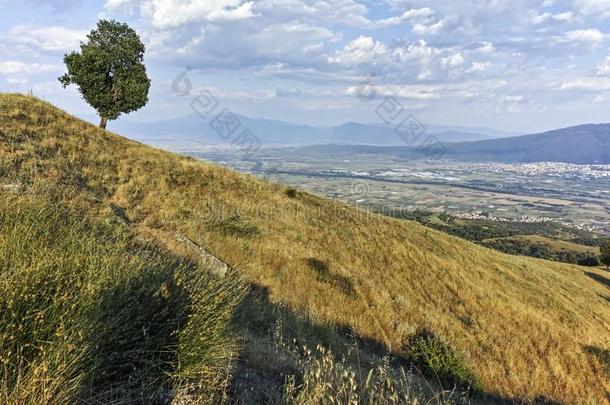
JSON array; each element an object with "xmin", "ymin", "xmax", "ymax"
[{"xmin": 99, "ymin": 117, "xmax": 108, "ymax": 130}]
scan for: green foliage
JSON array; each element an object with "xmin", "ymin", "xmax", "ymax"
[
  {"xmin": 600, "ymin": 240, "xmax": 610, "ymax": 269},
  {"xmin": 379, "ymin": 206, "xmax": 603, "ymax": 266},
  {"xmin": 208, "ymin": 213, "xmax": 260, "ymax": 238},
  {"xmin": 381, "ymin": 208, "xmax": 434, "ymax": 223},
  {"xmin": 577, "ymin": 256, "xmax": 600, "ymax": 267},
  {"xmin": 482, "ymin": 238, "xmax": 584, "ymax": 262},
  {"xmin": 0, "ymin": 190, "xmax": 243, "ymax": 403},
  {"xmin": 59, "ymin": 20, "xmax": 150, "ymax": 126},
  {"xmin": 285, "ymin": 187, "xmax": 298, "ymax": 198},
  {"xmin": 403, "ymin": 329, "xmax": 481, "ymax": 393}
]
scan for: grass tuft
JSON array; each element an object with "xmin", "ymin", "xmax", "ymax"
[
  {"xmin": 208, "ymin": 213, "xmax": 260, "ymax": 238},
  {"xmin": 0, "ymin": 189, "xmax": 243, "ymax": 403}
]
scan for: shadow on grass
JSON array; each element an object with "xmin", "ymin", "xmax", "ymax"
[
  {"xmin": 229, "ymin": 283, "xmax": 547, "ymax": 405},
  {"xmin": 79, "ymin": 261, "xmax": 192, "ymax": 404},
  {"xmin": 585, "ymin": 271, "xmax": 610, "ymax": 289},
  {"xmin": 305, "ymin": 257, "xmax": 356, "ymax": 297},
  {"xmin": 584, "ymin": 345, "xmax": 610, "ymax": 378}
]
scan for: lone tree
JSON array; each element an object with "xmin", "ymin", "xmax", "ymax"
[
  {"xmin": 59, "ymin": 20, "xmax": 150, "ymax": 129},
  {"xmin": 601, "ymin": 240, "xmax": 610, "ymax": 270}
]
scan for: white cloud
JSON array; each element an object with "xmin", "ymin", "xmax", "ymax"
[
  {"xmin": 10, "ymin": 0, "xmax": 610, "ymax": 130},
  {"xmin": 193, "ymin": 85, "xmax": 277, "ymax": 100},
  {"xmin": 7, "ymin": 25, "xmax": 86, "ymax": 52},
  {"xmin": 563, "ymin": 28, "xmax": 607, "ymax": 47},
  {"xmin": 554, "ymin": 11, "xmax": 574, "ymax": 21},
  {"xmin": 470, "ymin": 61, "xmax": 492, "ymax": 72},
  {"xmin": 6, "ymin": 77, "xmax": 28, "ymax": 84},
  {"xmin": 559, "ymin": 77, "xmax": 610, "ymax": 90},
  {"xmin": 0, "ymin": 61, "xmax": 56, "ymax": 75},
  {"xmin": 103, "ymin": 0, "xmax": 137, "ymax": 13},
  {"xmin": 105, "ymin": 0, "xmax": 256, "ymax": 28},
  {"xmin": 371, "ymin": 7, "xmax": 435, "ymax": 28},
  {"xmin": 531, "ymin": 11, "xmax": 574, "ymax": 24},
  {"xmin": 412, "ymin": 16, "xmax": 454, "ymax": 35},
  {"xmin": 253, "ymin": 0, "xmax": 370, "ymax": 27},
  {"xmin": 573, "ymin": 0, "xmax": 610, "ymax": 17},
  {"xmin": 442, "ymin": 52, "xmax": 465, "ymax": 68},
  {"xmin": 476, "ymin": 42, "xmax": 496, "ymax": 54},
  {"xmin": 501, "ymin": 95, "xmax": 524, "ymax": 113},
  {"xmin": 344, "ymin": 79, "xmax": 507, "ymax": 100},
  {"xmin": 107, "ymin": 0, "xmax": 375, "ymax": 28},
  {"xmin": 328, "ymin": 36, "xmax": 388, "ymax": 64},
  {"xmin": 597, "ymin": 56, "xmax": 610, "ymax": 76},
  {"xmin": 209, "ymin": 1, "xmax": 256, "ymax": 22}
]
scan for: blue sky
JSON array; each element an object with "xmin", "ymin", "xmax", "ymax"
[{"xmin": 2, "ymin": 0, "xmax": 610, "ymax": 133}]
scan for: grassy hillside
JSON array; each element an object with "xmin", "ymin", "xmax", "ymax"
[
  {"xmin": 382, "ymin": 210, "xmax": 604, "ymax": 265},
  {"xmin": 1, "ymin": 93, "xmax": 609, "ymax": 403},
  {"xmin": 0, "ymin": 188, "xmax": 243, "ymax": 403}
]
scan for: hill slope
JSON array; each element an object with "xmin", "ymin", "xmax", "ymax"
[
  {"xmin": 445, "ymin": 124, "xmax": 610, "ymax": 163},
  {"xmin": 1, "ymin": 94, "xmax": 609, "ymax": 403}
]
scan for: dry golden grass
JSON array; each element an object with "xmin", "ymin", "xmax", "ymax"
[{"xmin": 1, "ymin": 93, "xmax": 609, "ymax": 403}]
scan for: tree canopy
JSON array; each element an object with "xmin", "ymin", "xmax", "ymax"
[
  {"xmin": 59, "ymin": 20, "xmax": 150, "ymax": 129},
  {"xmin": 600, "ymin": 240, "xmax": 610, "ymax": 270}
]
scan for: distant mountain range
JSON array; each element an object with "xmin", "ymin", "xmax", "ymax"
[
  {"xmin": 271, "ymin": 124, "xmax": 610, "ymax": 164},
  {"xmin": 105, "ymin": 113, "xmax": 516, "ymax": 146},
  {"xmin": 100, "ymin": 113, "xmax": 610, "ymax": 164}
]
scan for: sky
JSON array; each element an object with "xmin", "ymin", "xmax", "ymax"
[{"xmin": 1, "ymin": 0, "xmax": 610, "ymax": 133}]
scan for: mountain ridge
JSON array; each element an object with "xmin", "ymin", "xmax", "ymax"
[
  {"xmin": 445, "ymin": 123, "xmax": 610, "ymax": 164},
  {"xmin": 268, "ymin": 123, "xmax": 610, "ymax": 164},
  {"xmin": 103, "ymin": 112, "xmax": 517, "ymax": 146}
]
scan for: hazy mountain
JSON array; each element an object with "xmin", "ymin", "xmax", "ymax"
[
  {"xmin": 331, "ymin": 122, "xmax": 501, "ymax": 144},
  {"xmin": 270, "ymin": 124, "xmax": 610, "ymax": 164},
  {"xmin": 99, "ymin": 113, "xmax": 610, "ymax": 164},
  {"xmin": 445, "ymin": 124, "xmax": 610, "ymax": 164},
  {"xmin": 104, "ymin": 113, "xmax": 515, "ymax": 147}
]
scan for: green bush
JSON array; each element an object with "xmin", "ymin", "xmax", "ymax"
[
  {"xmin": 403, "ymin": 329, "xmax": 481, "ymax": 392},
  {"xmin": 285, "ymin": 187, "xmax": 298, "ymax": 198},
  {"xmin": 577, "ymin": 256, "xmax": 600, "ymax": 267},
  {"xmin": 209, "ymin": 213, "xmax": 260, "ymax": 238}
]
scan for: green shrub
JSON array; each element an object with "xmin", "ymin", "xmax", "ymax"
[
  {"xmin": 577, "ymin": 256, "xmax": 600, "ymax": 267},
  {"xmin": 209, "ymin": 213, "xmax": 260, "ymax": 238},
  {"xmin": 403, "ymin": 329, "xmax": 480, "ymax": 392},
  {"xmin": 285, "ymin": 187, "xmax": 298, "ymax": 198}
]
